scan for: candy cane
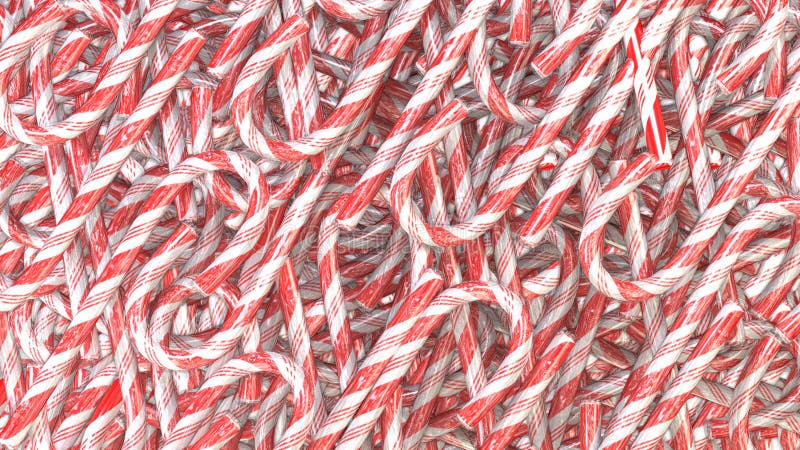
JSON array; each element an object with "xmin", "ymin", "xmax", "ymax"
[
  {"xmin": 334, "ymin": 281, "xmax": 532, "ymax": 449},
  {"xmin": 581, "ymin": 71, "xmax": 800, "ymax": 304},
  {"xmin": 599, "ymin": 197, "xmax": 800, "ymax": 449},
  {"xmin": 0, "ymin": 0, "xmax": 798, "ymax": 448},
  {"xmin": 1, "ymin": 150, "xmax": 262, "ymax": 446},
  {"xmin": 0, "ymin": 29, "xmax": 205, "ymax": 311},
  {"xmin": 481, "ymin": 332, "xmax": 575, "ymax": 449},
  {"xmin": 162, "ymin": 353, "xmax": 314, "ymax": 450},
  {"xmin": 631, "ymin": 302, "xmax": 744, "ymax": 449},
  {"xmin": 309, "ymin": 270, "xmax": 442, "ymax": 449}
]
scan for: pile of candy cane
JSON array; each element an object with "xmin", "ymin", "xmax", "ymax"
[{"xmin": 0, "ymin": 0, "xmax": 799, "ymax": 447}]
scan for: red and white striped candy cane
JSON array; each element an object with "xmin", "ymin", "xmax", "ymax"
[
  {"xmin": 481, "ymin": 331, "xmax": 575, "ymax": 450},
  {"xmin": 0, "ymin": 29, "xmax": 204, "ymax": 310},
  {"xmin": 716, "ymin": 0, "xmax": 788, "ymax": 94},
  {"xmin": 336, "ymin": 0, "xmax": 495, "ymax": 229},
  {"xmin": 631, "ymin": 301, "xmax": 744, "ymax": 449},
  {"xmin": 316, "ymin": 198, "xmax": 358, "ymax": 391},
  {"xmin": 581, "ymin": 71, "xmax": 800, "ymax": 303},
  {"xmin": 1, "ymin": 149, "xmax": 263, "ymax": 446},
  {"xmin": 161, "ymin": 352, "xmax": 315, "ymax": 450},
  {"xmin": 599, "ymin": 197, "xmax": 800, "ymax": 450},
  {"xmin": 618, "ymin": 4, "xmax": 671, "ymax": 167},
  {"xmin": 310, "ymin": 269, "xmax": 443, "ymax": 449},
  {"xmin": 334, "ymin": 281, "xmax": 532, "ymax": 449},
  {"xmin": 0, "ymin": 0, "xmax": 183, "ymax": 145}
]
